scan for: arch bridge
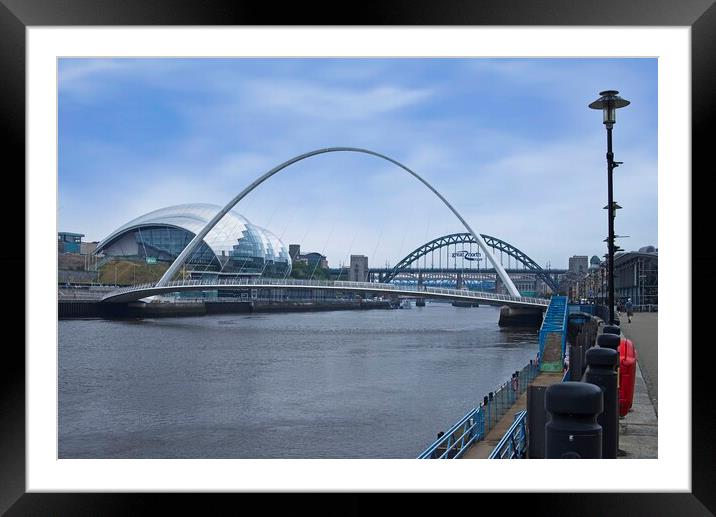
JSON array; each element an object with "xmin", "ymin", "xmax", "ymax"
[
  {"xmin": 99, "ymin": 147, "xmax": 552, "ymax": 307},
  {"xmin": 381, "ymin": 233, "xmax": 560, "ymax": 293},
  {"xmin": 154, "ymin": 147, "xmax": 521, "ymax": 298}
]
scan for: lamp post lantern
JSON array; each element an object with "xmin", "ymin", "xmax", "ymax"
[{"xmin": 589, "ymin": 90, "xmax": 630, "ymax": 324}]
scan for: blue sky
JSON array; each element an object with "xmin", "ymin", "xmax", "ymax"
[{"xmin": 58, "ymin": 58, "xmax": 657, "ymax": 269}]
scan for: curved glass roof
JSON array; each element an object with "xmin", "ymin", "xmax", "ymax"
[
  {"xmin": 96, "ymin": 203, "xmax": 290, "ymax": 265},
  {"xmin": 255, "ymin": 225, "xmax": 291, "ymax": 264}
]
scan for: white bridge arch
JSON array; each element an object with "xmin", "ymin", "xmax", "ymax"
[{"xmin": 156, "ymin": 147, "xmax": 521, "ymax": 297}]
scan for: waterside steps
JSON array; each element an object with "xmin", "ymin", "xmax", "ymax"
[{"xmin": 417, "ymin": 296, "xmax": 568, "ymax": 460}]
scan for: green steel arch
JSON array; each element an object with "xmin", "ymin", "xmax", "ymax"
[{"xmin": 382, "ymin": 232, "xmax": 560, "ymax": 292}]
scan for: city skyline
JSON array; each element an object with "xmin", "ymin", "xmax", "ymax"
[{"xmin": 59, "ymin": 57, "xmax": 657, "ymax": 269}]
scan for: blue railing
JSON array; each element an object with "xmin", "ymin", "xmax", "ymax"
[
  {"xmin": 417, "ymin": 406, "xmax": 485, "ymax": 459},
  {"xmin": 417, "ymin": 359, "xmax": 539, "ymax": 459},
  {"xmin": 537, "ymin": 296, "xmax": 568, "ymax": 372},
  {"xmin": 488, "ymin": 410, "xmax": 528, "ymax": 459}
]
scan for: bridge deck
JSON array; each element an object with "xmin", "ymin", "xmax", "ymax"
[{"xmin": 101, "ymin": 279, "xmax": 551, "ymax": 308}]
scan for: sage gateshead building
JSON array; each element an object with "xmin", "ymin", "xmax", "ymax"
[{"xmin": 94, "ymin": 203, "xmax": 291, "ymax": 278}]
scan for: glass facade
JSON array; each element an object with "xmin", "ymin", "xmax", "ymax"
[
  {"xmin": 96, "ymin": 204, "xmax": 291, "ymax": 277},
  {"xmin": 135, "ymin": 226, "xmax": 218, "ymax": 268},
  {"xmin": 230, "ymin": 225, "xmax": 266, "ymax": 273}
]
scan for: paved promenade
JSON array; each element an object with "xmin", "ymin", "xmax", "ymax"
[
  {"xmin": 617, "ymin": 311, "xmax": 658, "ymax": 458},
  {"xmin": 620, "ymin": 311, "xmax": 658, "ymax": 414}
]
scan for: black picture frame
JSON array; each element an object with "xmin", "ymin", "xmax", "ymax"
[{"xmin": 2, "ymin": 0, "xmax": 712, "ymax": 514}]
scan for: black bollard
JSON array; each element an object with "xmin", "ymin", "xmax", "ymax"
[
  {"xmin": 585, "ymin": 347, "xmax": 619, "ymax": 458},
  {"xmin": 597, "ymin": 331, "xmax": 622, "ymax": 452},
  {"xmin": 545, "ymin": 382, "xmax": 603, "ymax": 459},
  {"xmin": 527, "ymin": 385, "xmax": 548, "ymax": 458},
  {"xmin": 573, "ymin": 338, "xmax": 587, "ymax": 381},
  {"xmin": 588, "ymin": 322, "xmax": 598, "ymax": 347},
  {"xmin": 597, "ymin": 333, "xmax": 621, "ymax": 351},
  {"xmin": 603, "ymin": 325, "xmax": 621, "ymax": 336}
]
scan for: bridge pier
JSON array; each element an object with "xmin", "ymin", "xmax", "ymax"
[
  {"xmin": 498, "ymin": 306, "xmax": 544, "ymax": 328},
  {"xmin": 494, "ymin": 275, "xmax": 502, "ymax": 294}
]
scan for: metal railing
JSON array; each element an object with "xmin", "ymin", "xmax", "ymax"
[
  {"xmin": 57, "ymin": 289, "xmax": 106, "ymax": 301},
  {"xmin": 488, "ymin": 410, "xmax": 528, "ymax": 459},
  {"xmin": 485, "ymin": 360, "xmax": 539, "ymax": 431},
  {"xmin": 538, "ymin": 296, "xmax": 569, "ymax": 372},
  {"xmin": 102, "ymin": 277, "xmax": 551, "ymax": 307},
  {"xmin": 417, "ymin": 358, "xmax": 539, "ymax": 459},
  {"xmin": 417, "ymin": 406, "xmax": 485, "ymax": 459}
]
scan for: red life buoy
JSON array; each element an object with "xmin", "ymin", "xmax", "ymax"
[{"xmin": 618, "ymin": 338, "xmax": 637, "ymax": 417}]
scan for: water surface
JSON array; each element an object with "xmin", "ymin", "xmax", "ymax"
[{"xmin": 59, "ymin": 304, "xmax": 538, "ymax": 458}]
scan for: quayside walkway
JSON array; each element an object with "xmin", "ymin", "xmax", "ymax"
[{"xmin": 618, "ymin": 312, "xmax": 658, "ymax": 459}]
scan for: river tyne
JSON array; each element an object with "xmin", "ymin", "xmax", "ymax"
[{"xmin": 59, "ymin": 303, "xmax": 538, "ymax": 458}]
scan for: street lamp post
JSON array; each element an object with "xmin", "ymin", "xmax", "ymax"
[{"xmin": 589, "ymin": 90, "xmax": 630, "ymax": 325}]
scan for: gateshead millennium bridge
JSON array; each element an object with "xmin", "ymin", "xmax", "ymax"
[{"xmin": 100, "ymin": 147, "xmax": 554, "ymax": 309}]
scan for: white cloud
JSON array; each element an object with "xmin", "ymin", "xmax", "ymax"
[
  {"xmin": 242, "ymin": 80, "xmax": 434, "ymax": 120},
  {"xmin": 58, "ymin": 58, "xmax": 657, "ymax": 269},
  {"xmin": 58, "ymin": 59, "xmax": 128, "ymax": 95}
]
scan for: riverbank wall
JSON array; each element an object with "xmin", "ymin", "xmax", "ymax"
[{"xmin": 58, "ymin": 299, "xmax": 394, "ymax": 319}]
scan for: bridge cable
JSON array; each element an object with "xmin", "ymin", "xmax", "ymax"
[
  {"xmin": 365, "ymin": 223, "xmax": 385, "ymax": 283},
  {"xmin": 390, "ymin": 198, "xmax": 417, "ymax": 284},
  {"xmin": 309, "ymin": 220, "xmax": 335, "ymax": 281},
  {"xmin": 283, "ymin": 224, "xmax": 313, "ymax": 282},
  {"xmin": 232, "ymin": 213, "xmax": 271, "ymax": 279},
  {"xmin": 252, "ymin": 203, "xmax": 281, "ymax": 280},
  {"xmin": 335, "ymin": 231, "xmax": 358, "ymax": 283},
  {"xmin": 195, "ymin": 204, "xmax": 245, "ymax": 279},
  {"xmin": 259, "ymin": 215, "xmax": 291, "ymax": 281},
  {"xmin": 180, "ymin": 205, "xmax": 217, "ymax": 279},
  {"xmin": 273, "ymin": 217, "xmax": 293, "ymax": 278},
  {"xmin": 214, "ymin": 202, "xmax": 253, "ymax": 276},
  {"xmin": 191, "ymin": 204, "xmax": 248, "ymax": 283},
  {"xmin": 180, "ymin": 203, "xmax": 247, "ymax": 281}
]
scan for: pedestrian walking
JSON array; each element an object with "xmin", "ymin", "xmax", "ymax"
[{"xmin": 626, "ymin": 298, "xmax": 634, "ymax": 323}]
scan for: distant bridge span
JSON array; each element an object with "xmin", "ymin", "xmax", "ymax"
[
  {"xmin": 101, "ymin": 278, "xmax": 551, "ymax": 309},
  {"xmin": 382, "ymin": 232, "xmax": 561, "ymax": 292}
]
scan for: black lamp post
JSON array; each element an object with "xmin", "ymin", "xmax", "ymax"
[{"xmin": 589, "ymin": 90, "xmax": 630, "ymax": 325}]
